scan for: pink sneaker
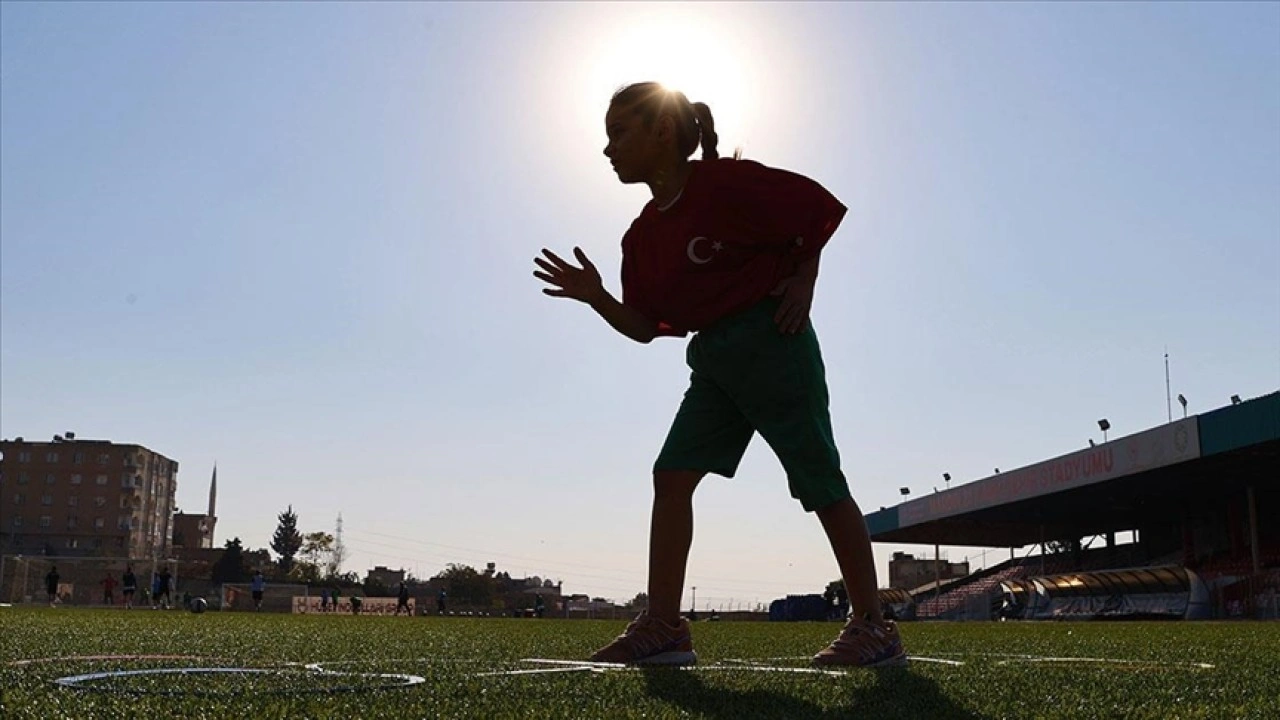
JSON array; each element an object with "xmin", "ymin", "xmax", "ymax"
[
  {"xmin": 812, "ymin": 617, "xmax": 907, "ymax": 668},
  {"xmin": 589, "ymin": 613, "xmax": 697, "ymax": 666}
]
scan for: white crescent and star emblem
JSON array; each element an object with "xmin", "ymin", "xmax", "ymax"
[{"xmin": 686, "ymin": 236, "xmax": 724, "ymax": 264}]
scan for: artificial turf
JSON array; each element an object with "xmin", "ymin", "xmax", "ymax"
[{"xmin": 0, "ymin": 607, "xmax": 1275, "ymax": 719}]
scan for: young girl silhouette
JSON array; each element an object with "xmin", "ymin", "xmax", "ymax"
[{"xmin": 534, "ymin": 82, "xmax": 905, "ymax": 668}]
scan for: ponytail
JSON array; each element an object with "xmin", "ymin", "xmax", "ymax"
[{"xmin": 691, "ymin": 102, "xmax": 719, "ymax": 161}]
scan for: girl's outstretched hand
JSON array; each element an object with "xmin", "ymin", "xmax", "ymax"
[{"xmin": 534, "ymin": 247, "xmax": 605, "ymax": 305}]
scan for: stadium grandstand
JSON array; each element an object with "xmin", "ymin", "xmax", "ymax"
[{"xmin": 866, "ymin": 390, "xmax": 1280, "ymax": 620}]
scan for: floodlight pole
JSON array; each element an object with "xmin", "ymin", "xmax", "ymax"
[{"xmin": 1165, "ymin": 350, "xmax": 1172, "ymax": 423}]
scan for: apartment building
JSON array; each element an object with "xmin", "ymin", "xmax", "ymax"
[{"xmin": 0, "ymin": 433, "xmax": 178, "ymax": 559}]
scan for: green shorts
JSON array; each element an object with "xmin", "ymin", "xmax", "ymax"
[{"xmin": 653, "ymin": 298, "xmax": 851, "ymax": 512}]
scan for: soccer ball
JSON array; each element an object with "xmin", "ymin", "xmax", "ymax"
[{"xmin": 189, "ymin": 597, "xmax": 208, "ymax": 614}]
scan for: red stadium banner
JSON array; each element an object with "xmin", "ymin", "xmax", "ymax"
[
  {"xmin": 900, "ymin": 417, "xmax": 1200, "ymax": 526},
  {"xmin": 292, "ymin": 596, "xmax": 415, "ymax": 615}
]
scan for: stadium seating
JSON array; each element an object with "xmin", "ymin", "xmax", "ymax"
[
  {"xmin": 912, "ymin": 544, "xmax": 1182, "ymax": 619},
  {"xmin": 915, "ymin": 565, "xmax": 1027, "ymax": 619},
  {"xmin": 911, "ymin": 542, "xmax": 1280, "ymax": 620},
  {"xmin": 1194, "ymin": 547, "xmax": 1280, "ymax": 581}
]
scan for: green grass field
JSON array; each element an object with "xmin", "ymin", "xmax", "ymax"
[{"xmin": 1, "ymin": 607, "xmax": 1275, "ymax": 719}]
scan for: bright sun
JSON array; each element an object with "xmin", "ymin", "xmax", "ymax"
[{"xmin": 580, "ymin": 8, "xmax": 761, "ymax": 154}]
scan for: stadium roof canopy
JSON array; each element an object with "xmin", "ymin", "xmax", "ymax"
[{"xmin": 867, "ymin": 391, "xmax": 1280, "ymax": 548}]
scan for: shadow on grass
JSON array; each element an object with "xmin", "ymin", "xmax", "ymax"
[{"xmin": 642, "ymin": 665, "xmax": 985, "ymax": 720}]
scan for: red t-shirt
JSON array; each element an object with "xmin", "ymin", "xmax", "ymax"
[{"xmin": 620, "ymin": 158, "xmax": 846, "ymax": 336}]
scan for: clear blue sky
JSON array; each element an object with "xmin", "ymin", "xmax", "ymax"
[{"xmin": 3, "ymin": 2, "xmax": 1277, "ymax": 609}]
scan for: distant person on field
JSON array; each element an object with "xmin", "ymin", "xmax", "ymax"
[
  {"xmin": 122, "ymin": 566, "xmax": 137, "ymax": 609},
  {"xmin": 154, "ymin": 568, "xmax": 173, "ymax": 610},
  {"xmin": 395, "ymin": 582, "xmax": 411, "ymax": 616},
  {"xmin": 101, "ymin": 573, "xmax": 117, "ymax": 606},
  {"xmin": 332, "ymin": 587, "xmax": 341, "ymax": 613},
  {"xmin": 534, "ymin": 83, "xmax": 905, "ymax": 667},
  {"xmin": 320, "ymin": 588, "xmax": 330, "ymax": 612},
  {"xmin": 251, "ymin": 570, "xmax": 266, "ymax": 611},
  {"xmin": 45, "ymin": 565, "xmax": 60, "ymax": 606},
  {"xmin": 437, "ymin": 588, "xmax": 447, "ymax": 615},
  {"xmin": 350, "ymin": 595, "xmax": 362, "ymax": 615}
]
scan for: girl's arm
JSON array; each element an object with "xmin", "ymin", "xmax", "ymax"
[
  {"xmin": 772, "ymin": 252, "xmax": 822, "ymax": 334},
  {"xmin": 793, "ymin": 253, "xmax": 821, "ymax": 285},
  {"xmin": 535, "ymin": 247, "xmax": 659, "ymax": 344},
  {"xmin": 588, "ymin": 289, "xmax": 659, "ymax": 344}
]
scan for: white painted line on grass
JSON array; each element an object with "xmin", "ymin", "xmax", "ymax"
[
  {"xmin": 9, "ymin": 654, "xmax": 220, "ymax": 667},
  {"xmin": 475, "ymin": 666, "xmax": 598, "ymax": 678},
  {"xmin": 697, "ymin": 665, "xmax": 849, "ymax": 676},
  {"xmin": 724, "ymin": 655, "xmax": 963, "ymax": 668},
  {"xmin": 927, "ymin": 652, "xmax": 1043, "ymax": 659},
  {"xmin": 54, "ymin": 667, "xmax": 275, "ymax": 690},
  {"xmin": 299, "ymin": 657, "xmax": 484, "ymax": 668},
  {"xmin": 996, "ymin": 657, "xmax": 1215, "ymax": 669},
  {"xmin": 522, "ymin": 658, "xmax": 629, "ymax": 668},
  {"xmin": 907, "ymin": 656, "xmax": 965, "ymax": 666},
  {"xmin": 51, "ymin": 664, "xmax": 426, "ymax": 695}
]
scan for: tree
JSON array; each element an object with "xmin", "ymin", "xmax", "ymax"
[
  {"xmin": 437, "ymin": 564, "xmax": 493, "ymax": 607},
  {"xmin": 270, "ymin": 505, "xmax": 303, "ymax": 574},
  {"xmin": 823, "ymin": 580, "xmax": 846, "ymax": 616},
  {"xmin": 291, "ymin": 531, "xmax": 335, "ymax": 583},
  {"xmin": 331, "ymin": 571, "xmax": 359, "ymax": 585},
  {"xmin": 211, "ymin": 538, "xmax": 250, "ymax": 584},
  {"xmin": 627, "ymin": 592, "xmax": 649, "ymax": 610}
]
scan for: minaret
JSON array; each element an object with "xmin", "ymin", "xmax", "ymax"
[{"xmin": 208, "ymin": 464, "xmax": 218, "ymax": 518}]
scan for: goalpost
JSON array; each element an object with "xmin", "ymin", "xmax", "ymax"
[
  {"xmin": 219, "ymin": 582, "xmax": 310, "ymax": 612},
  {"xmin": 1, "ymin": 554, "xmax": 173, "ymax": 606}
]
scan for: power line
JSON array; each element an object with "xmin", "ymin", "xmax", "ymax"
[
  {"xmin": 341, "ymin": 542, "xmax": 644, "ymax": 595},
  {"xmin": 343, "ymin": 533, "xmax": 642, "ymax": 587},
  {"xmin": 349, "ymin": 528, "xmax": 641, "ymax": 574},
  {"xmin": 343, "ymin": 527, "xmax": 824, "ymax": 594},
  {"xmin": 349, "ymin": 526, "xmax": 814, "ymax": 588}
]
